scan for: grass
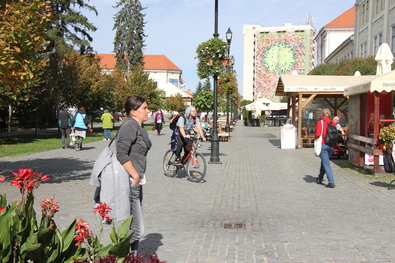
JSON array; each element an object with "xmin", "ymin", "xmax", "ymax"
[{"xmin": 0, "ymin": 124, "xmax": 155, "ymax": 158}]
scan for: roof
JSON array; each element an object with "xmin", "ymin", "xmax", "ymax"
[
  {"xmin": 324, "ymin": 6, "xmax": 355, "ymax": 28},
  {"xmin": 276, "ymin": 74, "xmax": 376, "ymax": 97},
  {"xmin": 344, "ymin": 70, "xmax": 395, "ymax": 96},
  {"xmin": 96, "ymin": 54, "xmax": 181, "ymax": 71}
]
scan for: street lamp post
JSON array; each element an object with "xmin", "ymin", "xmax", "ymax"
[
  {"xmin": 224, "ymin": 28, "xmax": 232, "ymax": 133},
  {"xmin": 209, "ymin": 0, "xmax": 221, "ymax": 164}
]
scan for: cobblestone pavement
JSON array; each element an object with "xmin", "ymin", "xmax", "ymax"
[{"xmin": 1, "ymin": 122, "xmax": 395, "ymax": 262}]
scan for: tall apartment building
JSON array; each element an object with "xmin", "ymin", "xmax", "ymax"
[{"xmin": 242, "ymin": 24, "xmax": 315, "ymax": 101}]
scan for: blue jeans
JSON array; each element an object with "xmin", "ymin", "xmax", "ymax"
[
  {"xmin": 103, "ymin": 129, "xmax": 111, "ymax": 139},
  {"xmin": 318, "ymin": 144, "xmax": 335, "ymax": 183}
]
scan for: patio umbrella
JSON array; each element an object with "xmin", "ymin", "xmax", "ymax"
[
  {"xmin": 375, "ymin": 43, "xmax": 394, "ymax": 76},
  {"xmin": 244, "ymin": 97, "xmax": 287, "ymax": 111}
]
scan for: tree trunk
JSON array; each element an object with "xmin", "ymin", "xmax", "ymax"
[{"xmin": 7, "ymin": 104, "xmax": 11, "ymax": 139}]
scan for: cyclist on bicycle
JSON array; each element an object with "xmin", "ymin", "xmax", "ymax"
[{"xmin": 173, "ymin": 106, "xmax": 206, "ymax": 165}]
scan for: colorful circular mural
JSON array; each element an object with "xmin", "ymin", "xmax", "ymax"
[{"xmin": 262, "ymin": 42, "xmax": 297, "ymax": 74}]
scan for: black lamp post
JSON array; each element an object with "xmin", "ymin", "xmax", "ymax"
[
  {"xmin": 224, "ymin": 27, "xmax": 232, "ymax": 133},
  {"xmin": 209, "ymin": 0, "xmax": 221, "ymax": 164}
]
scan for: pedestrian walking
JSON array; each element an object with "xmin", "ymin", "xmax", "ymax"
[
  {"xmin": 154, "ymin": 109, "xmax": 165, "ymax": 135},
  {"xmin": 58, "ymin": 104, "xmax": 73, "ymax": 149},
  {"xmin": 116, "ymin": 95, "xmax": 152, "ymax": 256},
  {"xmin": 315, "ymin": 108, "xmax": 337, "ymax": 188},
  {"xmin": 72, "ymin": 107, "xmax": 90, "ymax": 151},
  {"xmin": 100, "ymin": 109, "xmax": 114, "ymax": 140}
]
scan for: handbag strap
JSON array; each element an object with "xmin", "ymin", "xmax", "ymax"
[{"xmin": 320, "ymin": 120, "xmax": 324, "ymax": 136}]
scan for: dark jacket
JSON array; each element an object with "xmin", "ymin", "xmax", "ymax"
[{"xmin": 58, "ymin": 110, "xmax": 72, "ymax": 129}]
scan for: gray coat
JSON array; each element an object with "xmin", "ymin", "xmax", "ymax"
[{"xmin": 90, "ymin": 145, "xmax": 131, "ymax": 221}]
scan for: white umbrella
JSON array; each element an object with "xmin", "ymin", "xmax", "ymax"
[
  {"xmin": 244, "ymin": 97, "xmax": 287, "ymax": 111},
  {"xmin": 375, "ymin": 43, "xmax": 394, "ymax": 76}
]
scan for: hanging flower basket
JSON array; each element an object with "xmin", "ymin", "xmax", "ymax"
[
  {"xmin": 221, "ymin": 58, "xmax": 229, "ymax": 67},
  {"xmin": 196, "ymin": 37, "xmax": 229, "ymax": 79}
]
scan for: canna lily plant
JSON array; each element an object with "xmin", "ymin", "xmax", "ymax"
[{"xmin": 0, "ymin": 168, "xmax": 164, "ymax": 263}]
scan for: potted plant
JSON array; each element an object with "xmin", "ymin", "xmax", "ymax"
[
  {"xmin": 196, "ymin": 37, "xmax": 229, "ymax": 79},
  {"xmin": 379, "ymin": 125, "xmax": 395, "ymax": 151}
]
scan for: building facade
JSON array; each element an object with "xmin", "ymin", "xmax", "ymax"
[
  {"xmin": 243, "ymin": 24, "xmax": 315, "ymax": 101},
  {"xmin": 97, "ymin": 54, "xmax": 192, "ymax": 103},
  {"xmin": 315, "ymin": 6, "xmax": 355, "ymax": 65}
]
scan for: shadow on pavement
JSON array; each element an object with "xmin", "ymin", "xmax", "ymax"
[
  {"xmin": 139, "ymin": 233, "xmax": 164, "ymax": 256},
  {"xmin": 0, "ymin": 157, "xmax": 93, "ymax": 183},
  {"xmin": 303, "ymin": 174, "xmax": 318, "ymax": 183}
]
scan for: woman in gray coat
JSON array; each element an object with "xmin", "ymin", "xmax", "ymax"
[{"xmin": 116, "ymin": 95, "xmax": 152, "ymax": 255}]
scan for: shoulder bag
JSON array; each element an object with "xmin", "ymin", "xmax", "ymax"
[{"xmin": 314, "ymin": 120, "xmax": 323, "ymax": 157}]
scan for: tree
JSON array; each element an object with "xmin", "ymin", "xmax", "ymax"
[
  {"xmin": 127, "ymin": 66, "xmax": 165, "ymax": 111},
  {"xmin": 164, "ymin": 95, "xmax": 186, "ymax": 116},
  {"xmin": 202, "ymin": 78, "xmax": 212, "ymax": 92},
  {"xmin": 193, "ymin": 91, "xmax": 214, "ymax": 113},
  {"xmin": 113, "ymin": 0, "xmax": 146, "ymax": 71},
  {"xmin": 0, "ymin": 0, "xmax": 52, "ymax": 137},
  {"xmin": 309, "ymin": 56, "xmax": 377, "ymax": 76},
  {"xmin": 193, "ymin": 82, "xmax": 203, "ymax": 97},
  {"xmin": 46, "ymin": 0, "xmax": 97, "ymax": 54}
]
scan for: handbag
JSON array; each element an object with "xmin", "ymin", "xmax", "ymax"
[
  {"xmin": 314, "ymin": 120, "xmax": 323, "ymax": 157},
  {"xmin": 69, "ymin": 131, "xmax": 76, "ymax": 146}
]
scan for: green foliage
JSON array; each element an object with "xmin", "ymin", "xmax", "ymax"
[
  {"xmin": 113, "ymin": 0, "xmax": 147, "ymax": 71},
  {"xmin": 126, "ymin": 66, "xmax": 165, "ymax": 111},
  {"xmin": 0, "ymin": 170, "xmax": 136, "ymax": 262},
  {"xmin": 379, "ymin": 125, "xmax": 395, "ymax": 146},
  {"xmin": 260, "ymin": 113, "xmax": 266, "ymax": 122},
  {"xmin": 193, "ymin": 91, "xmax": 214, "ymax": 113},
  {"xmin": 218, "ymin": 71, "xmax": 239, "ymax": 102},
  {"xmin": 241, "ymin": 100, "xmax": 253, "ymax": 107},
  {"xmin": 196, "ymin": 38, "xmax": 229, "ymax": 79},
  {"xmin": 309, "ymin": 56, "xmax": 377, "ymax": 76},
  {"xmin": 0, "ymin": 0, "xmax": 52, "ymax": 101},
  {"xmin": 164, "ymin": 94, "xmax": 186, "ymax": 114},
  {"xmin": 46, "ymin": 0, "xmax": 97, "ymax": 54}
]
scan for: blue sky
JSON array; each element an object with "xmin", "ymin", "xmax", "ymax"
[{"xmin": 82, "ymin": 0, "xmax": 355, "ymax": 95}]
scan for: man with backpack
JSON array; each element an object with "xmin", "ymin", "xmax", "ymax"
[
  {"xmin": 58, "ymin": 104, "xmax": 73, "ymax": 149},
  {"xmin": 172, "ymin": 106, "xmax": 206, "ymax": 165}
]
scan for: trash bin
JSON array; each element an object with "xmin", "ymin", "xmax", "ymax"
[{"xmin": 280, "ymin": 124, "xmax": 297, "ymax": 149}]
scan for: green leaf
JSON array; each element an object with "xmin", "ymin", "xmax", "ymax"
[
  {"xmin": 116, "ymin": 215, "xmax": 133, "ymax": 240},
  {"xmin": 61, "ymin": 219, "xmax": 77, "ymax": 251}
]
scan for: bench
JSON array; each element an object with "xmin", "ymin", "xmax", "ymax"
[
  {"xmin": 218, "ymin": 132, "xmax": 230, "ymax": 142},
  {"xmin": 301, "ymin": 127, "xmax": 315, "ymax": 146}
]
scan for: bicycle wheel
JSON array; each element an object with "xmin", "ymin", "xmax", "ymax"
[
  {"xmin": 163, "ymin": 150, "xmax": 177, "ymax": 177},
  {"xmin": 186, "ymin": 152, "xmax": 207, "ymax": 183}
]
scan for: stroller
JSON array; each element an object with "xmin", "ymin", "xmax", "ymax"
[{"xmin": 331, "ymin": 132, "xmax": 347, "ymax": 159}]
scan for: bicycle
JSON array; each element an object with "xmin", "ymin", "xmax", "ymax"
[{"xmin": 163, "ymin": 136, "xmax": 207, "ymax": 183}]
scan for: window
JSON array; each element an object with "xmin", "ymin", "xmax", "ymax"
[
  {"xmin": 364, "ymin": 42, "xmax": 368, "ymax": 57},
  {"xmin": 360, "ymin": 44, "xmax": 364, "ymax": 57},
  {"xmin": 362, "ymin": 4, "xmax": 365, "ymax": 25},
  {"xmin": 379, "ymin": 33, "xmax": 383, "ymax": 46},
  {"xmin": 374, "ymin": 35, "xmax": 378, "ymax": 54},
  {"xmin": 366, "ymin": 0, "xmax": 369, "ymax": 22},
  {"xmin": 382, "ymin": 0, "xmax": 385, "ymax": 9},
  {"xmin": 376, "ymin": 0, "xmax": 379, "ymax": 14},
  {"xmin": 392, "ymin": 26, "xmax": 395, "ymax": 54}
]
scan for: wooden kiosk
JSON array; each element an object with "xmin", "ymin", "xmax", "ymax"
[
  {"xmin": 276, "ymin": 75, "xmax": 376, "ymax": 148},
  {"xmin": 344, "ymin": 70, "xmax": 395, "ymax": 174}
]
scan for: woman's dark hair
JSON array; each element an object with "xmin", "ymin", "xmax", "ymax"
[{"xmin": 124, "ymin": 95, "xmax": 146, "ymax": 116}]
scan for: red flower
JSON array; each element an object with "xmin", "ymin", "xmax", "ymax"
[
  {"xmin": 0, "ymin": 207, "xmax": 4, "ymax": 212},
  {"xmin": 40, "ymin": 195, "xmax": 59, "ymax": 218},
  {"xmin": 11, "ymin": 168, "xmax": 49, "ymax": 192},
  {"xmin": 94, "ymin": 202, "xmax": 112, "ymax": 221},
  {"xmin": 74, "ymin": 219, "xmax": 90, "ymax": 246},
  {"xmin": 0, "ymin": 176, "xmax": 5, "ymax": 182}
]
